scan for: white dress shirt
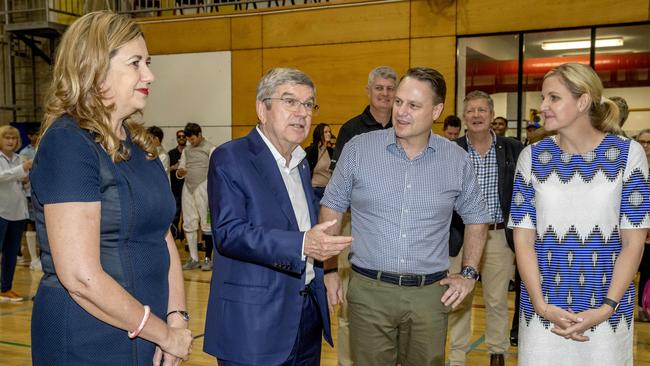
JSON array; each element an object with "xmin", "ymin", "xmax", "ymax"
[{"xmin": 257, "ymin": 127, "xmax": 315, "ymax": 285}]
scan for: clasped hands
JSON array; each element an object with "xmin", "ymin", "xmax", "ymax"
[{"xmin": 536, "ymin": 303, "xmax": 613, "ymax": 342}]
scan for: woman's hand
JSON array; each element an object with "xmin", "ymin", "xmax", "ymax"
[
  {"xmin": 551, "ymin": 306, "xmax": 612, "ymax": 342},
  {"xmin": 157, "ymin": 326, "xmax": 193, "ymax": 363},
  {"xmin": 536, "ymin": 303, "xmax": 584, "ymax": 333}
]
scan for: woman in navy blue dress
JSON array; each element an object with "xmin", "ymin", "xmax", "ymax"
[{"xmin": 30, "ymin": 11, "xmax": 193, "ymax": 365}]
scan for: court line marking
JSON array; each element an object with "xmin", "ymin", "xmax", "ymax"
[{"xmin": 0, "ymin": 340, "xmax": 31, "ymax": 348}]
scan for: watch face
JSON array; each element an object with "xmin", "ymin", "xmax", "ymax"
[{"xmin": 461, "ymin": 266, "xmax": 479, "ymax": 280}]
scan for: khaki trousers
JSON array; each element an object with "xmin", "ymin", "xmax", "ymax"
[
  {"xmin": 447, "ymin": 229, "xmax": 515, "ymax": 365},
  {"xmin": 348, "ymin": 271, "xmax": 449, "ymax": 366}
]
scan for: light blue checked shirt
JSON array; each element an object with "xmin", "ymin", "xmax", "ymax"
[
  {"xmin": 322, "ymin": 129, "xmax": 491, "ymax": 274},
  {"xmin": 466, "ymin": 131, "xmax": 503, "ymax": 224}
]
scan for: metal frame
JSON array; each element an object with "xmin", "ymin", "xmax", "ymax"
[{"xmin": 455, "ymin": 21, "xmax": 650, "ymax": 138}]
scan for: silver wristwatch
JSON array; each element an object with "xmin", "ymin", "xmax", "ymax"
[{"xmin": 460, "ymin": 266, "xmax": 480, "ymax": 281}]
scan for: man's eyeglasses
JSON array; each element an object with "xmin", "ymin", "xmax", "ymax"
[
  {"xmin": 177, "ymin": 135, "xmax": 186, "ymax": 139},
  {"xmin": 637, "ymin": 139, "xmax": 650, "ymax": 147},
  {"xmin": 263, "ymin": 97, "xmax": 319, "ymax": 114}
]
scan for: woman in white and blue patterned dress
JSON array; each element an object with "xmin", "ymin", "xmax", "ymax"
[{"xmin": 509, "ymin": 63, "xmax": 649, "ymax": 366}]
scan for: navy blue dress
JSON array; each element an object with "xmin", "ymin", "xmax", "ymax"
[{"xmin": 30, "ymin": 116, "xmax": 175, "ymax": 365}]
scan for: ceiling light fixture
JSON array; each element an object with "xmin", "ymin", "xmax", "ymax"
[{"xmin": 541, "ymin": 38, "xmax": 624, "ymax": 51}]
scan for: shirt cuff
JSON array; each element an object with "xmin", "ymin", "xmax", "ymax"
[{"xmin": 301, "ymin": 232, "xmax": 307, "ymax": 261}]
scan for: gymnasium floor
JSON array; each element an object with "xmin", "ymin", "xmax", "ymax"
[{"xmin": 2, "ymin": 244, "xmax": 649, "ymax": 366}]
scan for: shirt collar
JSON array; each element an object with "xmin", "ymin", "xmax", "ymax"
[
  {"xmin": 256, "ymin": 126, "xmax": 306, "ymax": 170},
  {"xmin": 362, "ymin": 105, "xmax": 392, "ymax": 128},
  {"xmin": 466, "ymin": 129, "xmax": 497, "ymax": 152},
  {"xmin": 0, "ymin": 150, "xmax": 19, "ymax": 163},
  {"xmin": 384, "ymin": 128, "xmax": 438, "ymax": 157}
]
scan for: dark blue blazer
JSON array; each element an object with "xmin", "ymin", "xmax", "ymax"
[{"xmin": 203, "ymin": 128, "xmax": 332, "ymax": 365}]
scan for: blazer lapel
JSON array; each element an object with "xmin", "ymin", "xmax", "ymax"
[
  {"xmin": 495, "ymin": 137, "xmax": 506, "ymax": 198},
  {"xmin": 247, "ymin": 129, "xmax": 299, "ymax": 229},
  {"xmin": 299, "ymin": 159, "xmax": 318, "ymax": 226}
]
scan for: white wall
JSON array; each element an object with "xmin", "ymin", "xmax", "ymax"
[{"xmin": 141, "ymin": 51, "xmax": 232, "ymax": 152}]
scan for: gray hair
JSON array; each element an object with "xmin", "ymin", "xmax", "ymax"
[
  {"xmin": 636, "ymin": 128, "xmax": 650, "ymax": 139},
  {"xmin": 464, "ymin": 90, "xmax": 494, "ymax": 113},
  {"xmin": 609, "ymin": 96, "xmax": 629, "ymax": 127},
  {"xmin": 256, "ymin": 68, "xmax": 315, "ymax": 106},
  {"xmin": 368, "ymin": 66, "xmax": 397, "ymax": 87}
]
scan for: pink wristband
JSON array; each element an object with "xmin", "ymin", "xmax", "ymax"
[{"xmin": 128, "ymin": 305, "xmax": 151, "ymax": 339}]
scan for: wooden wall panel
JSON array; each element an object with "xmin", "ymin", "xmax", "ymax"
[
  {"xmin": 232, "ymin": 49, "xmax": 263, "ymax": 138},
  {"xmin": 140, "ymin": 18, "xmax": 231, "ymax": 54},
  {"xmin": 231, "ymin": 16, "xmax": 262, "ymax": 50},
  {"xmin": 457, "ymin": 0, "xmax": 650, "ymax": 35},
  {"xmin": 410, "ymin": 36, "xmax": 457, "ymax": 133},
  {"xmin": 410, "ymin": 0, "xmax": 456, "ymax": 38},
  {"xmin": 262, "ymin": 2, "xmax": 410, "ymax": 48},
  {"xmin": 262, "ymin": 40, "xmax": 410, "ymax": 128}
]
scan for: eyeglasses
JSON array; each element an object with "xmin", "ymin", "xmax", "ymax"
[
  {"xmin": 637, "ymin": 139, "xmax": 650, "ymax": 147},
  {"xmin": 263, "ymin": 97, "xmax": 319, "ymax": 114},
  {"xmin": 177, "ymin": 135, "xmax": 186, "ymax": 139}
]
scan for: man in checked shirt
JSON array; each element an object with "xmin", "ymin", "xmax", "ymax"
[
  {"xmin": 448, "ymin": 90, "xmax": 523, "ymax": 366},
  {"xmin": 320, "ymin": 67, "xmax": 491, "ymax": 366}
]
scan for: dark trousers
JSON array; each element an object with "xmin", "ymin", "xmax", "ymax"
[
  {"xmin": 218, "ymin": 285, "xmax": 322, "ymax": 366},
  {"xmin": 204, "ymin": 234, "xmax": 214, "ymax": 259},
  {"xmin": 312, "ymin": 187, "xmax": 325, "ymax": 203},
  {"xmin": 639, "ymin": 243, "xmax": 650, "ymax": 307},
  {"xmin": 0, "ymin": 217, "xmax": 26, "ymax": 292}
]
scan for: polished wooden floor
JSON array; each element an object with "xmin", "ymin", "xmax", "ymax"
[{"xmin": 2, "ymin": 247, "xmax": 650, "ymax": 365}]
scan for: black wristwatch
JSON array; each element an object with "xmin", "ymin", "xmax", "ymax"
[
  {"xmin": 460, "ymin": 266, "xmax": 480, "ymax": 281},
  {"xmin": 602, "ymin": 297, "xmax": 619, "ymax": 312},
  {"xmin": 166, "ymin": 310, "xmax": 190, "ymax": 322}
]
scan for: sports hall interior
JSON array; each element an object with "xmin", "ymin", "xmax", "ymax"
[{"xmin": 1, "ymin": 0, "xmax": 649, "ymax": 365}]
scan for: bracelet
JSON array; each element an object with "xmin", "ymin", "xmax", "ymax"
[
  {"xmin": 128, "ymin": 305, "xmax": 151, "ymax": 339},
  {"xmin": 324, "ymin": 268, "xmax": 338, "ymax": 274}
]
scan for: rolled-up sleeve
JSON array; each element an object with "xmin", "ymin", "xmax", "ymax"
[
  {"xmin": 321, "ymin": 135, "xmax": 358, "ymax": 213},
  {"xmin": 454, "ymin": 154, "xmax": 492, "ymax": 225}
]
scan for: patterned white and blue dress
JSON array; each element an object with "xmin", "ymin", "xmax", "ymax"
[{"xmin": 509, "ymin": 134, "xmax": 650, "ymax": 366}]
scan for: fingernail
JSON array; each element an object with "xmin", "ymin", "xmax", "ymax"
[{"xmin": 577, "ymin": 317, "xmax": 584, "ymax": 322}]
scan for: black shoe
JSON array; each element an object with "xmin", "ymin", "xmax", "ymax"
[
  {"xmin": 508, "ymin": 280, "xmax": 516, "ymax": 292},
  {"xmin": 510, "ymin": 329, "xmax": 518, "ymax": 347},
  {"xmin": 490, "ymin": 354, "xmax": 505, "ymax": 366}
]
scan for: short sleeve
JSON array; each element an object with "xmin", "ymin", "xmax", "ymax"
[
  {"xmin": 31, "ymin": 126, "xmax": 101, "ymax": 204},
  {"xmin": 508, "ymin": 146, "xmax": 537, "ymax": 229},
  {"xmin": 454, "ymin": 154, "xmax": 492, "ymax": 224},
  {"xmin": 321, "ymin": 135, "xmax": 357, "ymax": 213},
  {"xmin": 620, "ymin": 140, "xmax": 650, "ymax": 228}
]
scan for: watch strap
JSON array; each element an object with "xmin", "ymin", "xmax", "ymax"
[
  {"xmin": 603, "ymin": 297, "xmax": 619, "ymax": 312},
  {"xmin": 166, "ymin": 310, "xmax": 190, "ymax": 321}
]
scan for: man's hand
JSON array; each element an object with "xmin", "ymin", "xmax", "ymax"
[
  {"xmin": 439, "ymin": 273, "xmax": 476, "ymax": 309},
  {"xmin": 324, "ymin": 272, "xmax": 344, "ymax": 313},
  {"xmin": 177, "ymin": 168, "xmax": 187, "ymax": 178},
  {"xmin": 304, "ymin": 219, "xmax": 352, "ymax": 261}
]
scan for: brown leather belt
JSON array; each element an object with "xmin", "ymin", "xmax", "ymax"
[{"xmin": 488, "ymin": 222, "xmax": 506, "ymax": 230}]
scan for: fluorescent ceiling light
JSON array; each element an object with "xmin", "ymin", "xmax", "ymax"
[{"xmin": 541, "ymin": 38, "xmax": 624, "ymax": 51}]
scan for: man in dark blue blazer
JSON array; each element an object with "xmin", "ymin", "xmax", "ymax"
[{"xmin": 204, "ymin": 68, "xmax": 353, "ymax": 366}]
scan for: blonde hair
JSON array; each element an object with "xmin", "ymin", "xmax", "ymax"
[
  {"xmin": 41, "ymin": 11, "xmax": 156, "ymax": 162},
  {"xmin": 0, "ymin": 125, "xmax": 21, "ymax": 152},
  {"xmin": 544, "ymin": 63, "xmax": 621, "ymax": 135}
]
